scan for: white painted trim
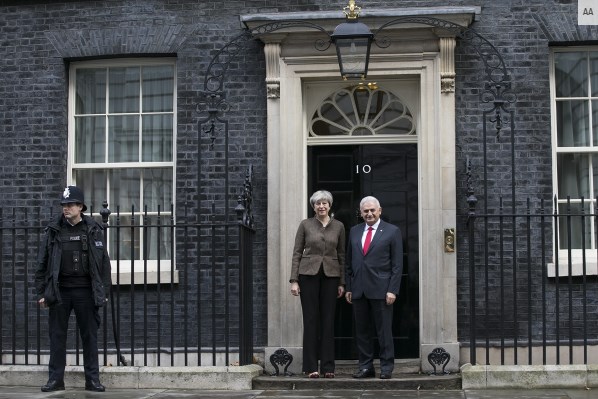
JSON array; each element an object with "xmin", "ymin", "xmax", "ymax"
[
  {"xmin": 112, "ymin": 269, "xmax": 180, "ymax": 285},
  {"xmin": 255, "ymin": 12, "xmax": 463, "ymax": 370},
  {"xmin": 68, "ymin": 58, "xmax": 178, "ymax": 283},
  {"xmin": 549, "ymin": 47, "xmax": 598, "ymax": 273}
]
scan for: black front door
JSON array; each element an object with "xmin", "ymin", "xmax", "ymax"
[{"xmin": 308, "ymin": 143, "xmax": 419, "ymax": 359}]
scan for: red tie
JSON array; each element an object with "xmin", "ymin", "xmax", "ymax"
[{"xmin": 363, "ymin": 226, "xmax": 373, "ymax": 254}]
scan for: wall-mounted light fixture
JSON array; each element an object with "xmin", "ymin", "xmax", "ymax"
[{"xmin": 330, "ymin": 0, "xmax": 374, "ymax": 80}]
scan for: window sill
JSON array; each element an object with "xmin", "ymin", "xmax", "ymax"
[
  {"xmin": 111, "ymin": 270, "xmax": 179, "ymax": 285},
  {"xmin": 547, "ymin": 260, "xmax": 598, "ymax": 278}
]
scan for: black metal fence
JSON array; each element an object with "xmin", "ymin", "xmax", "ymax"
[
  {"xmin": 0, "ymin": 199, "xmax": 255, "ymax": 367},
  {"xmin": 461, "ymin": 195, "xmax": 598, "ymax": 366},
  {"xmin": 6, "ymin": 194, "xmax": 598, "ymax": 367}
]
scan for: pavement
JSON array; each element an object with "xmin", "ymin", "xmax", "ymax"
[{"xmin": 1, "ymin": 387, "xmax": 598, "ymax": 399}]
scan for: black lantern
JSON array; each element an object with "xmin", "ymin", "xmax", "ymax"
[{"xmin": 330, "ymin": 1, "xmax": 374, "ymax": 80}]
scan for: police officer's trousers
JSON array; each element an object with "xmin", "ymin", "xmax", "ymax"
[{"xmin": 48, "ymin": 286, "xmax": 100, "ymax": 383}]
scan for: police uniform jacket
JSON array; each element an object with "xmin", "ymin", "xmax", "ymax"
[
  {"xmin": 34, "ymin": 214, "xmax": 112, "ymax": 307},
  {"xmin": 290, "ymin": 217, "xmax": 346, "ymax": 285}
]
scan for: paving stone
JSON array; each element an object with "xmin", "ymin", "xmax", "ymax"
[{"xmin": 0, "ymin": 386, "xmax": 595, "ymax": 399}]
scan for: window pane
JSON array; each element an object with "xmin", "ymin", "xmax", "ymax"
[
  {"xmin": 109, "ymin": 215, "xmax": 140, "ymax": 261},
  {"xmin": 334, "ymin": 90, "xmax": 356, "ymax": 124},
  {"xmin": 145, "ymin": 215, "xmax": 172, "ymax": 260},
  {"xmin": 312, "ymin": 99, "xmax": 351, "ymax": 136},
  {"xmin": 354, "ymin": 88, "xmax": 371, "ymax": 121},
  {"xmin": 75, "ymin": 68, "xmax": 106, "ymax": 114},
  {"xmin": 108, "ymin": 115, "xmax": 139, "ymax": 162},
  {"xmin": 75, "ymin": 116, "xmax": 105, "ymax": 163},
  {"xmin": 590, "ymin": 52, "xmax": 598, "ymax": 97},
  {"xmin": 556, "ymin": 100, "xmax": 589, "ymax": 146},
  {"xmin": 143, "ymin": 168, "xmax": 173, "ymax": 211},
  {"xmin": 142, "ymin": 65, "xmax": 174, "ymax": 112},
  {"xmin": 72, "ymin": 169, "xmax": 108, "ymax": 213},
  {"xmin": 555, "ymin": 52, "xmax": 587, "ymax": 98},
  {"xmin": 370, "ymin": 96, "xmax": 413, "ymax": 135},
  {"xmin": 109, "ymin": 169, "xmax": 140, "ymax": 212},
  {"xmin": 558, "ymin": 202, "xmax": 592, "ymax": 250},
  {"xmin": 142, "ymin": 115, "xmax": 173, "ymax": 162},
  {"xmin": 109, "ymin": 67, "xmax": 140, "ymax": 113},
  {"xmin": 107, "ymin": 216, "xmax": 175, "ymax": 262},
  {"xmin": 558, "ymin": 153, "xmax": 590, "ymax": 199}
]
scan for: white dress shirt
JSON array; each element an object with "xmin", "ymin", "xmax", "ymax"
[{"xmin": 361, "ymin": 219, "xmax": 381, "ymax": 248}]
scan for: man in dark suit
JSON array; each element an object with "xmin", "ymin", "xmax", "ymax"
[{"xmin": 345, "ymin": 196, "xmax": 403, "ymax": 380}]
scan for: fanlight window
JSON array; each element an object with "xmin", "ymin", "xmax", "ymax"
[{"xmin": 310, "ymin": 86, "xmax": 415, "ymax": 137}]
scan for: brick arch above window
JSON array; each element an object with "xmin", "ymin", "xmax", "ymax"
[{"xmin": 44, "ymin": 25, "xmax": 197, "ymax": 58}]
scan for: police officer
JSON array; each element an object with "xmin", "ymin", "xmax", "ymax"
[{"xmin": 34, "ymin": 186, "xmax": 111, "ymax": 392}]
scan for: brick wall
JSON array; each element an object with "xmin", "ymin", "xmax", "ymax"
[{"xmin": 0, "ymin": 0, "xmax": 595, "ymax": 355}]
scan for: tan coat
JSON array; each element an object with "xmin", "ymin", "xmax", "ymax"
[{"xmin": 290, "ymin": 217, "xmax": 346, "ymax": 285}]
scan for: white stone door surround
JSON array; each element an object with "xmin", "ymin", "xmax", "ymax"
[{"xmin": 241, "ymin": 6, "xmax": 479, "ymax": 374}]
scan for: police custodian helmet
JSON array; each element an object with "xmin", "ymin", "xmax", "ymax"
[{"xmin": 60, "ymin": 186, "xmax": 87, "ymax": 212}]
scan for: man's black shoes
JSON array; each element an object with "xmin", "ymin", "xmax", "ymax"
[
  {"xmin": 85, "ymin": 380, "xmax": 106, "ymax": 392},
  {"xmin": 41, "ymin": 380, "xmax": 65, "ymax": 392},
  {"xmin": 352, "ymin": 368, "xmax": 376, "ymax": 378},
  {"xmin": 379, "ymin": 373, "xmax": 392, "ymax": 379}
]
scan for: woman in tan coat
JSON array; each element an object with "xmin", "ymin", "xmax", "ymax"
[{"xmin": 290, "ymin": 190, "xmax": 346, "ymax": 378}]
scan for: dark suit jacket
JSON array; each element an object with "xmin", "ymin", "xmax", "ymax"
[
  {"xmin": 290, "ymin": 217, "xmax": 346, "ymax": 284},
  {"xmin": 345, "ymin": 220, "xmax": 403, "ymax": 300}
]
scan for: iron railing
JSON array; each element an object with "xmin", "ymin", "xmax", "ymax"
[
  {"xmin": 461, "ymin": 195, "xmax": 598, "ymax": 366},
  {"xmin": 0, "ymin": 200, "xmax": 255, "ymax": 367}
]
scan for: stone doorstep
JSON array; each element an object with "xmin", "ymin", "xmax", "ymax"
[
  {"xmin": 252, "ymin": 373, "xmax": 462, "ymax": 391},
  {"xmin": 264, "ymin": 356, "xmax": 423, "ymax": 377},
  {"xmin": 461, "ymin": 364, "xmax": 598, "ymax": 389},
  {"xmin": 0, "ymin": 364, "xmax": 263, "ymax": 390}
]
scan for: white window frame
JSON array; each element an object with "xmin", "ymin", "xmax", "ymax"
[
  {"xmin": 550, "ymin": 47, "xmax": 598, "ymax": 277},
  {"xmin": 68, "ymin": 58, "xmax": 178, "ymax": 284}
]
